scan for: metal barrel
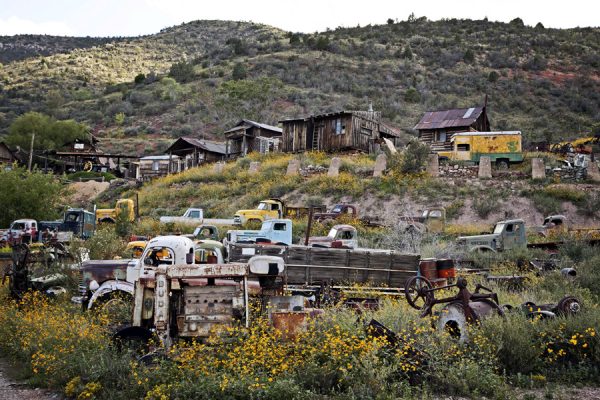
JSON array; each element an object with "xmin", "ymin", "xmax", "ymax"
[
  {"xmin": 419, "ymin": 258, "xmax": 438, "ymax": 280},
  {"xmin": 436, "ymin": 258, "xmax": 456, "ymax": 279}
]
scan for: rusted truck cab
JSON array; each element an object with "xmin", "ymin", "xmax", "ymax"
[
  {"xmin": 313, "ymin": 204, "xmax": 358, "ymax": 222},
  {"xmin": 308, "ymin": 225, "xmax": 358, "ymax": 249},
  {"xmin": 457, "ymin": 219, "xmax": 526, "ymax": 252},
  {"xmin": 76, "ymin": 236, "xmax": 197, "ymax": 310}
]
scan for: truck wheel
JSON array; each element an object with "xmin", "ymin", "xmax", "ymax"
[
  {"xmin": 496, "ymin": 159, "xmax": 509, "ymax": 170},
  {"xmin": 113, "ymin": 326, "xmax": 154, "ymax": 354},
  {"xmin": 93, "ymin": 292, "xmax": 133, "ymax": 329}
]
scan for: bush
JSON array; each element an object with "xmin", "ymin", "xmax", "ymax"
[
  {"xmin": 473, "ymin": 193, "xmax": 500, "ymax": 218},
  {"xmin": 398, "ymin": 140, "xmax": 430, "ymax": 174},
  {"xmin": 85, "ymin": 226, "xmax": 126, "ymax": 259},
  {"xmin": 0, "ymin": 167, "xmax": 66, "ymax": 227},
  {"xmin": 168, "ymin": 61, "xmax": 195, "ymax": 83}
]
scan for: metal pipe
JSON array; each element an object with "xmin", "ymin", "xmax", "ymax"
[{"xmin": 244, "ymin": 276, "xmax": 249, "ymax": 328}]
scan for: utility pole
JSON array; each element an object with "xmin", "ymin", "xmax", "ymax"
[{"xmin": 27, "ymin": 132, "xmax": 35, "ymax": 172}]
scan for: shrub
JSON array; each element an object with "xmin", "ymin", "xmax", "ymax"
[
  {"xmin": 473, "ymin": 193, "xmax": 500, "ymax": 218},
  {"xmin": 398, "ymin": 140, "xmax": 430, "ymax": 174}
]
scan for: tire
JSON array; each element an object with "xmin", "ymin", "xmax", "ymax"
[
  {"xmin": 93, "ymin": 292, "xmax": 133, "ymax": 329},
  {"xmin": 496, "ymin": 159, "xmax": 509, "ymax": 170}
]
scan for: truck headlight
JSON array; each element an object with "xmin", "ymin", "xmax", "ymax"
[{"xmin": 89, "ymin": 280, "xmax": 99, "ymax": 291}]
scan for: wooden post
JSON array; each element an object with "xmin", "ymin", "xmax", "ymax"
[
  {"xmin": 27, "ymin": 132, "xmax": 35, "ymax": 171},
  {"xmin": 168, "ymin": 152, "xmax": 173, "ymax": 174},
  {"xmin": 304, "ymin": 207, "xmax": 314, "ymax": 246},
  {"xmin": 135, "ymin": 193, "xmax": 140, "ymax": 221}
]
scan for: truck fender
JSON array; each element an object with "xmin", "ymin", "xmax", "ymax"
[
  {"xmin": 87, "ymin": 280, "xmax": 134, "ymax": 310},
  {"xmin": 469, "ymin": 245, "xmax": 496, "ymax": 253}
]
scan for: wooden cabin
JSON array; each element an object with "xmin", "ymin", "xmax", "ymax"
[
  {"xmin": 224, "ymin": 119, "xmax": 282, "ymax": 156},
  {"xmin": 134, "ymin": 155, "xmax": 181, "ymax": 181},
  {"xmin": 165, "ymin": 137, "xmax": 229, "ymax": 170},
  {"xmin": 280, "ymin": 110, "xmax": 402, "ymax": 153},
  {"xmin": 414, "ymin": 106, "xmax": 490, "ymax": 152},
  {"xmin": 0, "ymin": 142, "xmax": 19, "ymax": 168}
]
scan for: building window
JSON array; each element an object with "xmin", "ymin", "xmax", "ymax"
[
  {"xmin": 361, "ymin": 127, "xmax": 372, "ymax": 136},
  {"xmin": 435, "ymin": 132, "xmax": 447, "ymax": 142},
  {"xmin": 335, "ymin": 119, "xmax": 345, "ymax": 135},
  {"xmin": 152, "ymin": 161, "xmax": 159, "ymax": 171},
  {"xmin": 457, "ymin": 144, "xmax": 470, "ymax": 151}
]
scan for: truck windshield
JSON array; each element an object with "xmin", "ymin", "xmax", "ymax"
[
  {"xmin": 257, "ymin": 203, "xmax": 268, "ymax": 210},
  {"xmin": 332, "ymin": 205, "xmax": 343, "ymax": 213},
  {"xmin": 493, "ymin": 223, "xmax": 505, "ymax": 234}
]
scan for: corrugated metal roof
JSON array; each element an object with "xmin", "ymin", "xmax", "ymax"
[
  {"xmin": 414, "ymin": 107, "xmax": 484, "ymax": 130},
  {"xmin": 166, "ymin": 137, "xmax": 228, "ymax": 155},
  {"xmin": 224, "ymin": 119, "xmax": 282, "ymax": 134}
]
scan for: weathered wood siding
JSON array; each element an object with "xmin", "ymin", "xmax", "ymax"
[
  {"xmin": 282, "ymin": 120, "xmax": 309, "ymax": 152},
  {"xmin": 0, "ymin": 143, "xmax": 15, "ymax": 164},
  {"xmin": 229, "ymin": 244, "xmax": 419, "ymax": 288}
]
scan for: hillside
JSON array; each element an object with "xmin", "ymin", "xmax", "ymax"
[
  {"xmin": 93, "ymin": 152, "xmax": 600, "ymax": 240},
  {"xmin": 0, "ymin": 18, "xmax": 599, "ymax": 156}
]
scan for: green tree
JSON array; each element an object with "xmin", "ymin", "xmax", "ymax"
[
  {"xmin": 6, "ymin": 112, "xmax": 88, "ymax": 151},
  {"xmin": 464, "ymin": 49, "xmax": 475, "ymax": 63},
  {"xmin": 387, "ymin": 18, "xmax": 395, "ymax": 25},
  {"xmin": 402, "ymin": 46, "xmax": 413, "ymax": 60},
  {"xmin": 488, "ymin": 70, "xmax": 500, "ymax": 82},
  {"xmin": 404, "ymin": 87, "xmax": 421, "ymax": 103},
  {"xmin": 0, "ymin": 166, "xmax": 66, "ymax": 227},
  {"xmin": 399, "ymin": 140, "xmax": 430, "ymax": 173},
  {"xmin": 168, "ymin": 61, "xmax": 195, "ymax": 83},
  {"xmin": 231, "ymin": 63, "xmax": 247, "ymax": 80},
  {"xmin": 134, "ymin": 73, "xmax": 146, "ymax": 84}
]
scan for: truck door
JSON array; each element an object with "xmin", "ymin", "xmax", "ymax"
[
  {"xmin": 270, "ymin": 202, "xmax": 282, "ymax": 219},
  {"xmin": 502, "ymin": 222, "xmax": 525, "ymax": 250},
  {"xmin": 271, "ymin": 222, "xmax": 290, "ymax": 245}
]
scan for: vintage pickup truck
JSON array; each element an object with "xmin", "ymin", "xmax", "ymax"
[
  {"xmin": 159, "ymin": 208, "xmax": 234, "ymax": 225},
  {"xmin": 225, "ymin": 219, "xmax": 293, "ymax": 246},
  {"xmin": 75, "ymin": 236, "xmax": 225, "ymax": 311},
  {"xmin": 234, "ymin": 198, "xmax": 325, "ymax": 225},
  {"xmin": 457, "ymin": 219, "xmax": 600, "ymax": 252},
  {"xmin": 307, "ymin": 225, "xmax": 358, "ymax": 249}
]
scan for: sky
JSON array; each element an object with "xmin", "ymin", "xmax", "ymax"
[{"xmin": 0, "ymin": 0, "xmax": 598, "ymax": 37}]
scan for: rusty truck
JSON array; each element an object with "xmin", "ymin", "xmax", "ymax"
[
  {"xmin": 233, "ymin": 198, "xmax": 325, "ymax": 226},
  {"xmin": 457, "ymin": 219, "xmax": 600, "ymax": 253},
  {"xmin": 115, "ymin": 255, "xmax": 285, "ymax": 348}
]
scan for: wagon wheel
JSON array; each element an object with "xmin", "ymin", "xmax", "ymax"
[
  {"xmin": 404, "ymin": 276, "xmax": 433, "ymax": 311},
  {"xmin": 556, "ymin": 296, "xmax": 581, "ymax": 316}
]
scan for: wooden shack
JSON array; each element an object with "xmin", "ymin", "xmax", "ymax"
[
  {"xmin": 164, "ymin": 137, "xmax": 229, "ymax": 170},
  {"xmin": 280, "ymin": 110, "xmax": 402, "ymax": 153},
  {"xmin": 134, "ymin": 155, "xmax": 181, "ymax": 181},
  {"xmin": 224, "ymin": 119, "xmax": 282, "ymax": 156},
  {"xmin": 0, "ymin": 142, "xmax": 19, "ymax": 167},
  {"xmin": 414, "ymin": 105, "xmax": 490, "ymax": 152}
]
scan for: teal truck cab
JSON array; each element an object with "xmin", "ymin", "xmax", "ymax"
[
  {"xmin": 457, "ymin": 219, "xmax": 526, "ymax": 252},
  {"xmin": 225, "ymin": 219, "xmax": 293, "ymax": 247}
]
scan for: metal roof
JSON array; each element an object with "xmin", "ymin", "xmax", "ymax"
[
  {"xmin": 452, "ymin": 131, "xmax": 521, "ymax": 137},
  {"xmin": 165, "ymin": 137, "xmax": 228, "ymax": 155},
  {"xmin": 224, "ymin": 119, "xmax": 282, "ymax": 134},
  {"xmin": 414, "ymin": 107, "xmax": 484, "ymax": 130}
]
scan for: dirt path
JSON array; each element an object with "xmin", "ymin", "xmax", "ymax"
[{"xmin": 0, "ymin": 360, "xmax": 59, "ymax": 400}]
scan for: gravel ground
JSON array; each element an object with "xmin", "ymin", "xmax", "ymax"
[{"xmin": 0, "ymin": 360, "xmax": 59, "ymax": 400}]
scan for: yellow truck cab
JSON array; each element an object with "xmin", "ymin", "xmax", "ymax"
[
  {"xmin": 439, "ymin": 131, "xmax": 523, "ymax": 168},
  {"xmin": 96, "ymin": 199, "xmax": 135, "ymax": 224}
]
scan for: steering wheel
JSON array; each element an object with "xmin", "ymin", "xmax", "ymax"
[{"xmin": 404, "ymin": 276, "xmax": 433, "ymax": 311}]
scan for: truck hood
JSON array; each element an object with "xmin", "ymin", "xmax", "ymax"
[
  {"xmin": 96, "ymin": 209, "xmax": 113, "ymax": 214},
  {"xmin": 458, "ymin": 233, "xmax": 498, "ymax": 242},
  {"xmin": 308, "ymin": 236, "xmax": 332, "ymax": 243},
  {"xmin": 235, "ymin": 210, "xmax": 256, "ymax": 216}
]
